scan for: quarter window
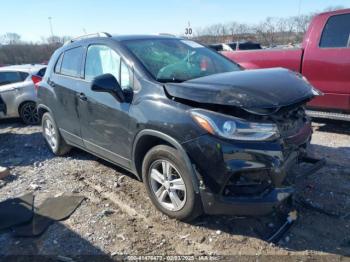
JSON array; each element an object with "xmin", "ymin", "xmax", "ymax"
[
  {"xmin": 320, "ymin": 14, "xmax": 350, "ymax": 48},
  {"xmin": 37, "ymin": 68, "xmax": 46, "ymax": 77},
  {"xmin": 60, "ymin": 47, "xmax": 84, "ymax": 77},
  {"xmin": 55, "ymin": 54, "xmax": 63, "ymax": 73},
  {"xmin": 85, "ymin": 45, "xmax": 120, "ymax": 82}
]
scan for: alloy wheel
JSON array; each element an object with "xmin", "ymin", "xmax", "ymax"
[
  {"xmin": 43, "ymin": 118, "xmax": 57, "ymax": 150},
  {"xmin": 21, "ymin": 102, "xmax": 39, "ymax": 125},
  {"xmin": 149, "ymin": 159, "xmax": 187, "ymax": 211}
]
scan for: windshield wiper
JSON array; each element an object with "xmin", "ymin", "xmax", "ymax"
[{"xmin": 156, "ymin": 78, "xmax": 185, "ymax": 83}]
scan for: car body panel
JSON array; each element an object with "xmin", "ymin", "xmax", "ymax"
[
  {"xmin": 222, "ymin": 9, "xmax": 350, "ymax": 113},
  {"xmin": 164, "ymin": 68, "xmax": 315, "ymax": 109},
  {"xmin": 222, "ymin": 48, "xmax": 303, "ymax": 72},
  {"xmin": 0, "ymin": 65, "xmax": 46, "ymax": 119}
]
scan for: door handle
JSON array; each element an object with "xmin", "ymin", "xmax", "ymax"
[
  {"xmin": 78, "ymin": 92, "xmax": 87, "ymax": 101},
  {"xmin": 48, "ymin": 79, "xmax": 56, "ymax": 87}
]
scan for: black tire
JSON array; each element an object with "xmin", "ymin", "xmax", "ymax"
[
  {"xmin": 19, "ymin": 101, "xmax": 40, "ymax": 125},
  {"xmin": 42, "ymin": 112, "xmax": 71, "ymax": 156},
  {"xmin": 142, "ymin": 145, "xmax": 202, "ymax": 221}
]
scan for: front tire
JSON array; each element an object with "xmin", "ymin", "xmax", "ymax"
[
  {"xmin": 42, "ymin": 112, "xmax": 71, "ymax": 156},
  {"xmin": 142, "ymin": 145, "xmax": 202, "ymax": 221}
]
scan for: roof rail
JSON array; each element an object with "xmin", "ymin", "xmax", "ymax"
[
  {"xmin": 64, "ymin": 32, "xmax": 111, "ymax": 45},
  {"xmin": 157, "ymin": 33, "xmax": 176, "ymax": 37}
]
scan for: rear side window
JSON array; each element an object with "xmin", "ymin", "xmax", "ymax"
[
  {"xmin": 60, "ymin": 47, "xmax": 84, "ymax": 77},
  {"xmin": 0, "ymin": 72, "xmax": 23, "ymax": 86},
  {"xmin": 320, "ymin": 14, "xmax": 350, "ymax": 48}
]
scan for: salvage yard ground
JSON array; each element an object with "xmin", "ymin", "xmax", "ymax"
[{"xmin": 0, "ymin": 119, "xmax": 349, "ymax": 259}]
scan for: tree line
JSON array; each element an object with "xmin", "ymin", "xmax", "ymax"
[
  {"xmin": 0, "ymin": 34, "xmax": 71, "ymax": 66},
  {"xmin": 192, "ymin": 6, "xmax": 344, "ymax": 45}
]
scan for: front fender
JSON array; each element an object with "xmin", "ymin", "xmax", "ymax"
[{"xmin": 131, "ymin": 129, "xmax": 201, "ymax": 194}]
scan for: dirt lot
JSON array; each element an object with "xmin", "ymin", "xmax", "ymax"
[{"xmin": 0, "ymin": 118, "xmax": 349, "ymax": 260}]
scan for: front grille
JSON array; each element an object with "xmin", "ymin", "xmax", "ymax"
[{"xmin": 222, "ymin": 170, "xmax": 273, "ymax": 197}]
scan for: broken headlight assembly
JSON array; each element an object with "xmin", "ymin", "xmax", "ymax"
[{"xmin": 190, "ymin": 109, "xmax": 279, "ymax": 141}]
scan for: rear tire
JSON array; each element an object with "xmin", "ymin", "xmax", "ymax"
[
  {"xmin": 42, "ymin": 112, "xmax": 71, "ymax": 156},
  {"xmin": 142, "ymin": 145, "xmax": 202, "ymax": 221},
  {"xmin": 19, "ymin": 102, "xmax": 40, "ymax": 125}
]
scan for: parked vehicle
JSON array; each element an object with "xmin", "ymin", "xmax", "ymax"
[
  {"xmin": 37, "ymin": 33, "xmax": 323, "ymax": 221},
  {"xmin": 0, "ymin": 64, "xmax": 46, "ymax": 124},
  {"xmin": 223, "ymin": 9, "xmax": 350, "ymax": 121},
  {"xmin": 209, "ymin": 41, "xmax": 262, "ymax": 52}
]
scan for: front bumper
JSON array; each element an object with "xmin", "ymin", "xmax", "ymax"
[
  {"xmin": 182, "ymin": 131, "xmax": 324, "ymax": 216},
  {"xmin": 201, "ymin": 186, "xmax": 295, "ymax": 216}
]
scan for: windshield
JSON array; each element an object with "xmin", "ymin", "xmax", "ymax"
[{"xmin": 122, "ymin": 38, "xmax": 241, "ymax": 83}]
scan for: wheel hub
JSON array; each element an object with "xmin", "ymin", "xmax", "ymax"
[{"xmin": 149, "ymin": 160, "xmax": 186, "ymax": 212}]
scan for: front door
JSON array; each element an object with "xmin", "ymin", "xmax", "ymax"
[{"xmin": 78, "ymin": 44, "xmax": 133, "ymax": 169}]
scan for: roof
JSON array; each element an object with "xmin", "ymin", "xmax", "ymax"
[
  {"xmin": 112, "ymin": 34, "xmax": 181, "ymax": 41},
  {"xmin": 0, "ymin": 64, "xmax": 46, "ymax": 73},
  {"xmin": 317, "ymin": 8, "xmax": 350, "ymax": 17}
]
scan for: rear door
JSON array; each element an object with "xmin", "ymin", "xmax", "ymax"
[
  {"xmin": 78, "ymin": 43, "xmax": 133, "ymax": 168},
  {"xmin": 303, "ymin": 13, "xmax": 350, "ymax": 111},
  {"xmin": 49, "ymin": 46, "xmax": 85, "ymax": 146}
]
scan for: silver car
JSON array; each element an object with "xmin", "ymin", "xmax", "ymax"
[{"xmin": 0, "ymin": 64, "xmax": 46, "ymax": 124}]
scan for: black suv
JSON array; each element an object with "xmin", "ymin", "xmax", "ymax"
[{"xmin": 37, "ymin": 33, "xmax": 323, "ymax": 221}]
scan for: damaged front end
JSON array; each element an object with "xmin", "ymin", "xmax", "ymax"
[
  {"xmin": 164, "ymin": 68, "xmax": 325, "ymax": 216},
  {"xmin": 182, "ymin": 102, "xmax": 325, "ymax": 216}
]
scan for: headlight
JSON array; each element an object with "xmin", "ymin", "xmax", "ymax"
[{"xmin": 190, "ymin": 109, "xmax": 279, "ymax": 141}]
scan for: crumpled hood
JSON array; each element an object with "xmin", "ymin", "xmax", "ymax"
[{"xmin": 164, "ymin": 68, "xmax": 316, "ymax": 110}]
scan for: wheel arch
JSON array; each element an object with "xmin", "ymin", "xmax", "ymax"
[
  {"xmin": 36, "ymin": 104, "xmax": 52, "ymax": 120},
  {"xmin": 132, "ymin": 129, "xmax": 200, "ymax": 193}
]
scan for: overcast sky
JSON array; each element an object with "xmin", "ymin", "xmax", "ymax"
[{"xmin": 1, "ymin": 0, "xmax": 349, "ymax": 42}]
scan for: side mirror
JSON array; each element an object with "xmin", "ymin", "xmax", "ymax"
[{"xmin": 91, "ymin": 73, "xmax": 125, "ymax": 102}]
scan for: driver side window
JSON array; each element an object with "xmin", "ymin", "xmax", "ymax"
[{"xmin": 85, "ymin": 45, "xmax": 121, "ymax": 82}]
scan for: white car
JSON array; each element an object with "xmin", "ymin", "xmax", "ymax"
[{"xmin": 0, "ymin": 64, "xmax": 46, "ymax": 124}]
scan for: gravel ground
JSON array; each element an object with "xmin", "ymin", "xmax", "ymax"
[{"xmin": 0, "ymin": 118, "xmax": 349, "ymax": 260}]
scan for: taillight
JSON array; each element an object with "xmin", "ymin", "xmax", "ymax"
[{"xmin": 31, "ymin": 75, "xmax": 42, "ymax": 91}]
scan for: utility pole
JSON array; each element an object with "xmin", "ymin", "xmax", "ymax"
[
  {"xmin": 48, "ymin": 17, "xmax": 54, "ymax": 38},
  {"xmin": 297, "ymin": 0, "xmax": 302, "ymax": 17}
]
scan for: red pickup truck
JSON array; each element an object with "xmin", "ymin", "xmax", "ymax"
[{"xmin": 223, "ymin": 9, "xmax": 350, "ymax": 121}]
